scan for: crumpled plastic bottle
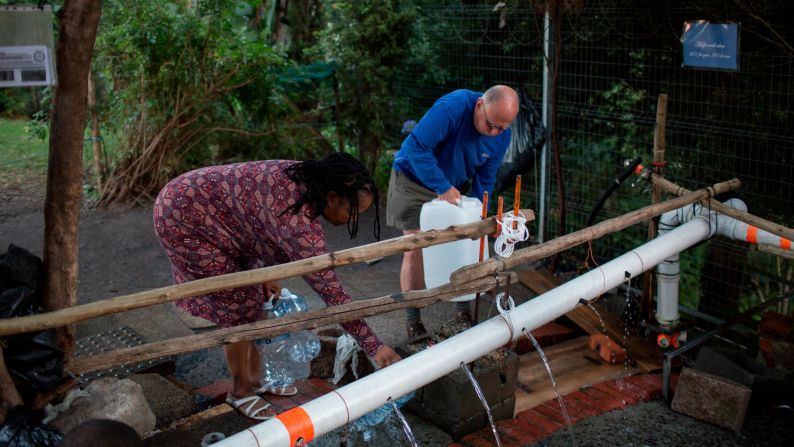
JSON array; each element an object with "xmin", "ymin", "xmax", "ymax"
[{"xmin": 257, "ymin": 288, "xmax": 321, "ymax": 387}]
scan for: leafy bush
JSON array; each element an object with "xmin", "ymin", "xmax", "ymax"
[
  {"xmin": 94, "ymin": 0, "xmax": 286, "ymax": 205},
  {"xmin": 313, "ymin": 0, "xmax": 417, "ymax": 178}
]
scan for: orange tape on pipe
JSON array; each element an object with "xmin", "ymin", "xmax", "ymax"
[
  {"xmin": 746, "ymin": 226, "xmax": 758, "ymax": 244},
  {"xmin": 276, "ymin": 407, "xmax": 314, "ymax": 446}
]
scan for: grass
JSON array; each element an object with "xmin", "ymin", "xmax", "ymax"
[
  {"xmin": 0, "ymin": 118, "xmax": 49, "ymax": 172},
  {"xmin": 0, "ymin": 117, "xmax": 122, "ymax": 187}
]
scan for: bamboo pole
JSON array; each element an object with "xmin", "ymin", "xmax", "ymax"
[
  {"xmin": 0, "ymin": 212, "xmax": 533, "ymax": 337},
  {"xmin": 757, "ymin": 244, "xmax": 794, "ymax": 261},
  {"xmin": 642, "ymin": 94, "xmax": 668, "ymax": 322},
  {"xmin": 66, "ymin": 273, "xmax": 513, "ymax": 374},
  {"xmin": 646, "ymin": 172, "xmax": 794, "ymax": 242},
  {"xmin": 450, "ymin": 178, "xmax": 741, "ymax": 284}
]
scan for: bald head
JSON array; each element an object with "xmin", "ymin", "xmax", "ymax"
[{"xmin": 475, "ymin": 85, "xmax": 519, "ymax": 136}]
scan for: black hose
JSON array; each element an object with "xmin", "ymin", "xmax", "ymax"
[{"xmin": 584, "ymin": 157, "xmax": 643, "ymax": 227}]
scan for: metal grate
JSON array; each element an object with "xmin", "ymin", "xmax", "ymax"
[{"xmin": 74, "ymin": 326, "xmax": 170, "ymax": 382}]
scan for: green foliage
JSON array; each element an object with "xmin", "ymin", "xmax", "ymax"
[
  {"xmin": 94, "ymin": 0, "xmax": 287, "ymax": 204},
  {"xmin": 313, "ymin": 0, "xmax": 417, "ymax": 177}
]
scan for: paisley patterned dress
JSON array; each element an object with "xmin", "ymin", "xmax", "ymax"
[{"xmin": 153, "ymin": 160, "xmax": 383, "ymax": 356}]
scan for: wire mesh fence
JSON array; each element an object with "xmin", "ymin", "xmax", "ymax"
[{"xmin": 397, "ymin": 1, "xmax": 793, "ymax": 335}]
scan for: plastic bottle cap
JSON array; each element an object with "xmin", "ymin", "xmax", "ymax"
[{"xmin": 280, "ymin": 288, "xmax": 291, "ymax": 297}]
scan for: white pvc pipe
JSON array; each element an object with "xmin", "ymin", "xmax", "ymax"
[
  {"xmin": 217, "ymin": 217, "xmax": 713, "ymax": 447},
  {"xmin": 655, "ymin": 198, "xmax": 791, "ymax": 327}
]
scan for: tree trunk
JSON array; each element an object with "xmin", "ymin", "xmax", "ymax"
[
  {"xmin": 43, "ymin": 0, "xmax": 102, "ymax": 361},
  {"xmin": 271, "ymin": 0, "xmax": 290, "ymax": 46}
]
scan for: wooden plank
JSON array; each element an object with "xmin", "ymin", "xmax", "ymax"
[
  {"xmin": 517, "ymin": 337, "xmax": 603, "ymax": 387},
  {"xmin": 514, "ymin": 335, "xmax": 638, "ymax": 416},
  {"xmin": 515, "ymin": 362, "xmax": 638, "ymax": 415},
  {"xmin": 518, "ymin": 270, "xmax": 664, "ymax": 373}
]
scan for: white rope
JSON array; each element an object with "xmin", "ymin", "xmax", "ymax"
[
  {"xmin": 496, "ymin": 292, "xmax": 516, "ymax": 341},
  {"xmin": 494, "ymin": 210, "xmax": 530, "ymax": 258}
]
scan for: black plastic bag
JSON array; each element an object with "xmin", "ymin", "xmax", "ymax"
[
  {"xmin": 493, "ymin": 86, "xmax": 546, "ymax": 195},
  {"xmin": 0, "ymin": 407, "xmax": 63, "ymax": 447},
  {"xmin": 0, "ymin": 244, "xmax": 64, "ymax": 392}
]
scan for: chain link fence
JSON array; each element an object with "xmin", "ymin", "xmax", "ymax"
[{"xmin": 396, "ymin": 1, "xmax": 793, "ymax": 336}]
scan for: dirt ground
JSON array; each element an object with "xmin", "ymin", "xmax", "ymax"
[{"xmin": 2, "ymin": 174, "xmax": 793, "ymax": 446}]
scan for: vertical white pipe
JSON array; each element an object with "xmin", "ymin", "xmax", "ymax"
[
  {"xmin": 217, "ymin": 218, "xmax": 712, "ymax": 447},
  {"xmin": 655, "ymin": 198, "xmax": 790, "ymax": 328}
]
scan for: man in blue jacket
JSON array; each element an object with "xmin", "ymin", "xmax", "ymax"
[{"xmin": 386, "ymin": 85, "xmax": 519, "ymax": 337}]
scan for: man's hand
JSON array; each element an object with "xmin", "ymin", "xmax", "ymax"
[
  {"xmin": 373, "ymin": 345, "xmax": 402, "ymax": 368},
  {"xmin": 438, "ymin": 186, "xmax": 461, "ymax": 205}
]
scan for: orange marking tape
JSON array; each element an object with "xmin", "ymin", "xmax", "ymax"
[
  {"xmin": 634, "ymin": 163, "xmax": 644, "ymax": 174},
  {"xmin": 781, "ymin": 238, "xmax": 791, "ymax": 250},
  {"xmin": 276, "ymin": 407, "xmax": 314, "ymax": 446},
  {"xmin": 746, "ymin": 226, "xmax": 758, "ymax": 244}
]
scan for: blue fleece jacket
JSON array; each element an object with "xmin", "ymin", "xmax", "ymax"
[{"xmin": 393, "ymin": 89, "xmax": 511, "ymax": 200}]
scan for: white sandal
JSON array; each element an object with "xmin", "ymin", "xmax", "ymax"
[
  {"xmin": 255, "ymin": 381, "xmax": 299, "ymax": 397},
  {"xmin": 225, "ymin": 395, "xmax": 274, "ymax": 421}
]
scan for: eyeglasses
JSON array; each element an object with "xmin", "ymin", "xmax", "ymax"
[{"xmin": 482, "ymin": 103, "xmax": 510, "ymax": 133}]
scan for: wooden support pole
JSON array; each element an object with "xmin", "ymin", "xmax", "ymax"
[
  {"xmin": 646, "ymin": 172, "xmax": 794, "ymax": 242},
  {"xmin": 451, "ymin": 178, "xmax": 741, "ymax": 285},
  {"xmin": 513, "ymin": 175, "xmax": 522, "ymax": 229},
  {"xmin": 497, "ymin": 196, "xmax": 504, "ymax": 235},
  {"xmin": 0, "ymin": 347, "xmax": 23, "ymax": 422},
  {"xmin": 641, "ymin": 93, "xmax": 667, "ymax": 322},
  {"xmin": 0, "ymin": 212, "xmax": 532, "ymax": 337},
  {"xmin": 66, "ymin": 273, "xmax": 514, "ymax": 375},
  {"xmin": 473, "ymin": 192, "xmax": 489, "ymax": 325}
]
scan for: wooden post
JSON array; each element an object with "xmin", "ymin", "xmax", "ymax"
[
  {"xmin": 43, "ymin": 0, "xmax": 102, "ymax": 361},
  {"xmin": 641, "ymin": 93, "xmax": 667, "ymax": 322},
  {"xmin": 497, "ymin": 196, "xmax": 504, "ymax": 235},
  {"xmin": 513, "ymin": 175, "xmax": 522, "ymax": 229},
  {"xmin": 0, "ymin": 348, "xmax": 23, "ymax": 422},
  {"xmin": 473, "ymin": 192, "xmax": 489, "ymax": 324},
  {"xmin": 87, "ymin": 70, "xmax": 105, "ymax": 193},
  {"xmin": 451, "ymin": 178, "xmax": 741, "ymax": 285}
]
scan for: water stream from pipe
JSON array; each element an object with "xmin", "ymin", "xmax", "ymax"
[
  {"xmin": 522, "ymin": 329, "xmax": 577, "ymax": 447},
  {"xmin": 460, "ymin": 362, "xmax": 503, "ymax": 447},
  {"xmin": 388, "ymin": 397, "xmax": 419, "ymax": 447},
  {"xmin": 580, "ymin": 298, "xmax": 608, "ymax": 334}
]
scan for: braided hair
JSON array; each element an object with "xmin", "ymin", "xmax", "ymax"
[{"xmin": 283, "ymin": 152, "xmax": 381, "ymax": 240}]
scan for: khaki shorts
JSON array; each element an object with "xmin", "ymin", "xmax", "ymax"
[{"xmin": 386, "ymin": 170, "xmax": 437, "ymax": 230}]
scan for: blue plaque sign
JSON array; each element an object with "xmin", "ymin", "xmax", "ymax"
[{"xmin": 682, "ymin": 21, "xmax": 739, "ymax": 71}]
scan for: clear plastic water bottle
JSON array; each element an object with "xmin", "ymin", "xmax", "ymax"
[{"xmin": 257, "ymin": 289, "xmax": 321, "ymax": 387}]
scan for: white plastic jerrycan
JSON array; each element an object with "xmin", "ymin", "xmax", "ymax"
[{"xmin": 420, "ymin": 197, "xmax": 488, "ymax": 301}]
